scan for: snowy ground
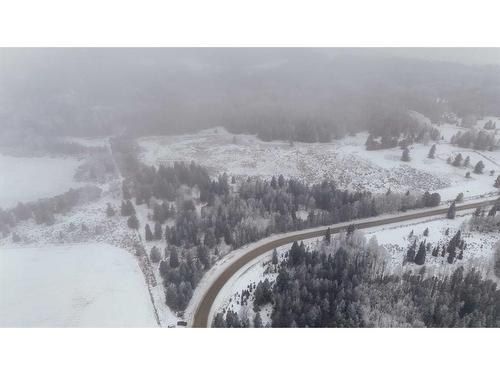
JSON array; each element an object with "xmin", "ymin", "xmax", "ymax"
[
  {"xmin": 0, "ymin": 243, "xmax": 158, "ymax": 327},
  {"xmin": 138, "ymin": 121, "xmax": 500, "ymax": 201},
  {"xmin": 0, "ymin": 153, "xmax": 84, "ymax": 209},
  {"xmin": 363, "ymin": 212, "xmax": 500, "ymax": 273},
  {"xmin": 59, "ymin": 136, "xmax": 109, "ymax": 148}
]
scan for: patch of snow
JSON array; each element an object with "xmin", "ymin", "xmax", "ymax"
[
  {"xmin": 137, "ymin": 125, "xmax": 500, "ymax": 202},
  {"xmin": 0, "ymin": 243, "xmax": 158, "ymax": 327},
  {"xmin": 0, "ymin": 153, "xmax": 84, "ymax": 208}
]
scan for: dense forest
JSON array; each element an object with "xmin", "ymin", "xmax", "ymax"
[
  {"xmin": 2, "ymin": 49, "xmax": 500, "ymax": 149},
  {"xmin": 214, "ymin": 230, "xmax": 500, "ymax": 328},
  {"xmin": 451, "ymin": 129, "xmax": 498, "ymax": 151}
]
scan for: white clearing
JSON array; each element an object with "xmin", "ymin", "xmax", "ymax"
[
  {"xmin": 0, "ymin": 243, "xmax": 158, "ymax": 327},
  {"xmin": 138, "ymin": 121, "xmax": 500, "ymax": 202},
  {"xmin": 0, "ymin": 153, "xmax": 83, "ymax": 208}
]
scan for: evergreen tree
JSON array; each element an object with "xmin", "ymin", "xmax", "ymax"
[
  {"xmin": 169, "ymin": 247, "xmax": 180, "ymax": 268},
  {"xmin": 272, "ymin": 249, "xmax": 279, "ymax": 265},
  {"xmin": 401, "ymin": 147, "xmax": 410, "ymax": 162},
  {"xmin": 447, "ymin": 202, "xmax": 456, "ymax": 219},
  {"xmin": 365, "ymin": 134, "xmax": 378, "ymax": 150},
  {"xmin": 406, "ymin": 240, "xmax": 417, "ymax": 263},
  {"xmin": 494, "ymin": 175, "xmax": 500, "ymax": 188},
  {"xmin": 423, "ymin": 227, "xmax": 429, "ymax": 237},
  {"xmin": 213, "ymin": 313, "xmax": 226, "ymax": 328},
  {"xmin": 127, "ymin": 214, "xmax": 139, "ymax": 230},
  {"xmin": 474, "ymin": 161, "xmax": 485, "ymax": 174},
  {"xmin": 145, "ymin": 224, "xmax": 153, "ymax": 241},
  {"xmin": 324, "ymin": 227, "xmax": 331, "ymax": 244},
  {"xmin": 452, "ymin": 153, "xmax": 463, "ymax": 167},
  {"xmin": 150, "ymin": 246, "xmax": 161, "ymax": 263},
  {"xmin": 464, "ymin": 156, "xmax": 470, "ymax": 167},
  {"xmin": 427, "ymin": 144, "xmax": 436, "ymax": 159},
  {"xmin": 154, "ymin": 221, "xmax": 163, "ymax": 240},
  {"xmin": 253, "ymin": 312, "xmax": 263, "ymax": 328},
  {"xmin": 414, "ymin": 241, "xmax": 426, "ymax": 265}
]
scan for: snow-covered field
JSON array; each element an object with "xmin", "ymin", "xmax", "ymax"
[
  {"xmin": 0, "ymin": 153, "xmax": 83, "ymax": 208},
  {"xmin": 59, "ymin": 136, "xmax": 109, "ymax": 148},
  {"xmin": 138, "ymin": 122, "xmax": 500, "ymax": 201},
  {"xmin": 0, "ymin": 243, "xmax": 158, "ymax": 327}
]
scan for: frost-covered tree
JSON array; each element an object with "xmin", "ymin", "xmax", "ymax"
[
  {"xmin": 494, "ymin": 175, "xmax": 500, "ymax": 188},
  {"xmin": 145, "ymin": 224, "xmax": 153, "ymax": 241},
  {"xmin": 253, "ymin": 312, "xmax": 263, "ymax": 328},
  {"xmin": 272, "ymin": 249, "xmax": 279, "ymax": 265},
  {"xmin": 427, "ymin": 144, "xmax": 436, "ymax": 159},
  {"xmin": 169, "ymin": 247, "xmax": 179, "ymax": 268},
  {"xmin": 447, "ymin": 202, "xmax": 456, "ymax": 219},
  {"xmin": 401, "ymin": 147, "xmax": 410, "ymax": 162},
  {"xmin": 324, "ymin": 227, "xmax": 331, "ymax": 244},
  {"xmin": 127, "ymin": 214, "xmax": 139, "ymax": 230},
  {"xmin": 150, "ymin": 246, "xmax": 161, "ymax": 263},
  {"xmin": 474, "ymin": 161, "xmax": 485, "ymax": 174},
  {"xmin": 452, "ymin": 153, "xmax": 463, "ymax": 167},
  {"xmin": 414, "ymin": 241, "xmax": 426, "ymax": 265},
  {"xmin": 154, "ymin": 221, "xmax": 162, "ymax": 240}
]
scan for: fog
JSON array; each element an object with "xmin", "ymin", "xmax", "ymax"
[{"xmin": 0, "ymin": 48, "xmax": 499, "ymax": 144}]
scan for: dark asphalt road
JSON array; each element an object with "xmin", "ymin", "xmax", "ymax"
[{"xmin": 192, "ymin": 198, "xmax": 497, "ymax": 327}]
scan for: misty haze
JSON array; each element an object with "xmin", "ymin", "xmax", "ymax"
[{"xmin": 2, "ymin": 48, "xmax": 500, "ymax": 328}]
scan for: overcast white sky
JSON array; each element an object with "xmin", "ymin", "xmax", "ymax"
[{"xmin": 361, "ymin": 48, "xmax": 500, "ymax": 66}]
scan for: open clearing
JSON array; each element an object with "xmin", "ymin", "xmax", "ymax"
[
  {"xmin": 138, "ymin": 122, "xmax": 500, "ymax": 201},
  {"xmin": 0, "ymin": 243, "xmax": 158, "ymax": 327},
  {"xmin": 0, "ymin": 153, "xmax": 83, "ymax": 209}
]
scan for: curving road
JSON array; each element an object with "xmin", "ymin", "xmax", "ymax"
[{"xmin": 192, "ymin": 197, "xmax": 498, "ymax": 327}]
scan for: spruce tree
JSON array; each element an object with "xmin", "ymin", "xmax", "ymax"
[
  {"xmin": 154, "ymin": 221, "xmax": 162, "ymax": 240},
  {"xmin": 494, "ymin": 175, "xmax": 500, "ymax": 188},
  {"xmin": 474, "ymin": 161, "xmax": 485, "ymax": 174},
  {"xmin": 127, "ymin": 214, "xmax": 139, "ymax": 230},
  {"xmin": 414, "ymin": 242, "xmax": 426, "ymax": 265},
  {"xmin": 452, "ymin": 153, "xmax": 463, "ymax": 167},
  {"xmin": 253, "ymin": 312, "xmax": 263, "ymax": 328},
  {"xmin": 169, "ymin": 247, "xmax": 180, "ymax": 268},
  {"xmin": 401, "ymin": 147, "xmax": 410, "ymax": 162},
  {"xmin": 272, "ymin": 249, "xmax": 279, "ymax": 265},
  {"xmin": 145, "ymin": 224, "xmax": 153, "ymax": 241},
  {"xmin": 447, "ymin": 201, "xmax": 456, "ymax": 219},
  {"xmin": 428, "ymin": 144, "xmax": 436, "ymax": 159},
  {"xmin": 150, "ymin": 246, "xmax": 161, "ymax": 263},
  {"xmin": 324, "ymin": 227, "xmax": 331, "ymax": 244},
  {"xmin": 406, "ymin": 240, "xmax": 417, "ymax": 263}
]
